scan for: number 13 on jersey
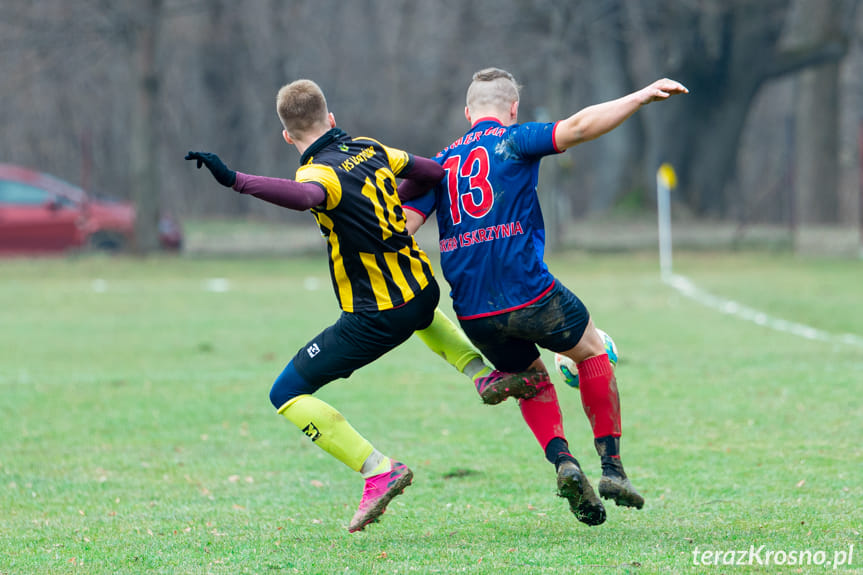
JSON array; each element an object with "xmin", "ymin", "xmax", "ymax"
[{"xmin": 442, "ymin": 148, "xmax": 493, "ymax": 225}]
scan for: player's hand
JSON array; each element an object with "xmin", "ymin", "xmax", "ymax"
[
  {"xmin": 185, "ymin": 151, "xmax": 237, "ymax": 187},
  {"xmin": 638, "ymin": 78, "xmax": 689, "ymax": 105}
]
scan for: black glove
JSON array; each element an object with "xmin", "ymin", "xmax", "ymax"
[{"xmin": 185, "ymin": 151, "xmax": 237, "ymax": 187}]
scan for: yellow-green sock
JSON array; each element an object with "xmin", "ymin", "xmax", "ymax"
[
  {"xmin": 278, "ymin": 395, "xmax": 374, "ymax": 472},
  {"xmin": 415, "ymin": 308, "xmax": 488, "ymax": 375}
]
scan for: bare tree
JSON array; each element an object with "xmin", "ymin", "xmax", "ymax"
[
  {"xmin": 1, "ymin": 0, "xmax": 860, "ymax": 238},
  {"xmin": 625, "ymin": 0, "xmax": 856, "ymax": 217}
]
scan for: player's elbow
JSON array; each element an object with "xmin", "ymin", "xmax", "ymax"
[
  {"xmin": 428, "ymin": 162, "xmax": 444, "ymax": 182},
  {"xmin": 555, "ymin": 123, "xmax": 586, "ymax": 151},
  {"xmin": 410, "ymin": 157, "xmax": 445, "ymax": 186}
]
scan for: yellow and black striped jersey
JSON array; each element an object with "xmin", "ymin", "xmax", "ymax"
[{"xmin": 295, "ymin": 128, "xmax": 434, "ymax": 313}]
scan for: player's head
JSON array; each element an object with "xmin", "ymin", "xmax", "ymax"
[
  {"xmin": 276, "ymin": 79, "xmax": 336, "ymax": 144},
  {"xmin": 465, "ymin": 67, "xmax": 521, "ymax": 126}
]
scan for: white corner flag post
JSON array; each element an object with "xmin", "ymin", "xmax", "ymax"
[{"xmin": 656, "ymin": 163, "xmax": 677, "ymax": 283}]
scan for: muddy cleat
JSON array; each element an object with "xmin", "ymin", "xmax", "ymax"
[
  {"xmin": 598, "ymin": 456, "xmax": 644, "ymax": 509},
  {"xmin": 556, "ymin": 460, "xmax": 606, "ymax": 526},
  {"xmin": 348, "ymin": 460, "xmax": 413, "ymax": 533},
  {"xmin": 475, "ymin": 369, "xmax": 547, "ymax": 405}
]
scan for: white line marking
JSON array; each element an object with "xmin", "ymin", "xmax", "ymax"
[
  {"xmin": 664, "ymin": 274, "xmax": 863, "ymax": 347},
  {"xmin": 204, "ymin": 278, "xmax": 230, "ymax": 292}
]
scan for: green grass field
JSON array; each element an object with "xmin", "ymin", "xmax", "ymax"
[{"xmin": 1, "ymin": 250, "xmax": 861, "ymax": 574}]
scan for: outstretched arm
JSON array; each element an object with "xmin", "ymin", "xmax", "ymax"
[
  {"xmin": 185, "ymin": 151, "xmax": 324, "ymax": 211},
  {"xmin": 553, "ymin": 78, "xmax": 688, "ymax": 152},
  {"xmin": 233, "ymin": 172, "xmax": 324, "ymax": 210}
]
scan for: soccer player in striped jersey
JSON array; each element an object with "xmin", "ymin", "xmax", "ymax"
[
  {"xmin": 402, "ymin": 68, "xmax": 687, "ymax": 525},
  {"xmin": 186, "ymin": 79, "xmax": 539, "ymax": 533}
]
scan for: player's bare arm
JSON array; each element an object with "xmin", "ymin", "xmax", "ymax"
[
  {"xmin": 553, "ymin": 78, "xmax": 688, "ymax": 152},
  {"xmin": 404, "ymin": 208, "xmax": 425, "ymax": 235}
]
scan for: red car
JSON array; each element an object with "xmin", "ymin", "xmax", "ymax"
[{"xmin": 0, "ymin": 163, "xmax": 182, "ymax": 254}]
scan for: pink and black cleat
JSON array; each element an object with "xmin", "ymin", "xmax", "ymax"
[
  {"xmin": 348, "ymin": 460, "xmax": 413, "ymax": 533},
  {"xmin": 474, "ymin": 369, "xmax": 548, "ymax": 405}
]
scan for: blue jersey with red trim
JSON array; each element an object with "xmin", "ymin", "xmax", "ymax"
[{"xmin": 404, "ymin": 118, "xmax": 562, "ymax": 319}]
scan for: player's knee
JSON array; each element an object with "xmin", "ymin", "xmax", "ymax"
[
  {"xmin": 580, "ymin": 322, "xmax": 607, "ymax": 357},
  {"xmin": 269, "ymin": 361, "xmax": 315, "ymax": 409}
]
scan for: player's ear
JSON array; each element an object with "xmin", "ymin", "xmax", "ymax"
[
  {"xmin": 510, "ymin": 100, "xmax": 519, "ymax": 122},
  {"xmin": 282, "ymin": 129, "xmax": 294, "ymax": 145},
  {"xmin": 328, "ymin": 113, "xmax": 336, "ymax": 128},
  {"xmin": 464, "ymin": 106, "xmax": 471, "ymax": 124}
]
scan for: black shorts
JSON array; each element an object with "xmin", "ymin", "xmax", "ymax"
[
  {"xmin": 292, "ymin": 278, "xmax": 440, "ymax": 388},
  {"xmin": 458, "ymin": 280, "xmax": 589, "ymax": 373}
]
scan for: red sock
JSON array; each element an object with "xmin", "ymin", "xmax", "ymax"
[
  {"xmin": 577, "ymin": 354, "xmax": 621, "ymax": 439},
  {"xmin": 518, "ymin": 378, "xmax": 565, "ymax": 450}
]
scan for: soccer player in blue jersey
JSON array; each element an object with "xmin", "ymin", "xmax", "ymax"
[
  {"xmin": 186, "ymin": 79, "xmax": 538, "ymax": 533},
  {"xmin": 402, "ymin": 68, "xmax": 688, "ymax": 525}
]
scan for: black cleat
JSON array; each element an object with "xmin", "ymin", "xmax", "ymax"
[
  {"xmin": 475, "ymin": 369, "xmax": 547, "ymax": 405},
  {"xmin": 598, "ymin": 457, "xmax": 644, "ymax": 509},
  {"xmin": 556, "ymin": 461, "xmax": 606, "ymax": 526}
]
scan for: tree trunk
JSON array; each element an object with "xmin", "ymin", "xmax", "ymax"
[
  {"xmin": 131, "ymin": 0, "xmax": 163, "ymax": 253},
  {"xmin": 790, "ymin": 0, "xmax": 842, "ymax": 224},
  {"xmin": 586, "ymin": 0, "xmax": 643, "ymax": 213},
  {"xmin": 647, "ymin": 79, "xmax": 759, "ymax": 218},
  {"xmin": 795, "ymin": 64, "xmax": 840, "ymax": 223},
  {"xmin": 538, "ymin": 1, "xmax": 568, "ymax": 251}
]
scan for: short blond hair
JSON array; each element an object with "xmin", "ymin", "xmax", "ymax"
[
  {"xmin": 466, "ymin": 68, "xmax": 521, "ymax": 111},
  {"xmin": 276, "ymin": 79, "xmax": 330, "ymax": 137}
]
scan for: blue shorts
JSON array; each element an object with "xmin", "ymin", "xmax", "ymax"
[
  {"xmin": 458, "ymin": 280, "xmax": 589, "ymax": 373},
  {"xmin": 291, "ymin": 278, "xmax": 440, "ymax": 390}
]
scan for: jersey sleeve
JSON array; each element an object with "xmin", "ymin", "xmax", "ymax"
[
  {"xmin": 381, "ymin": 144, "xmax": 412, "ymax": 176},
  {"xmin": 233, "ymin": 172, "xmax": 325, "ymax": 210},
  {"xmin": 510, "ymin": 122, "xmax": 561, "ymax": 160},
  {"xmin": 402, "ymin": 189, "xmax": 437, "ymax": 220},
  {"xmin": 295, "ymin": 163, "xmax": 342, "ymax": 210}
]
